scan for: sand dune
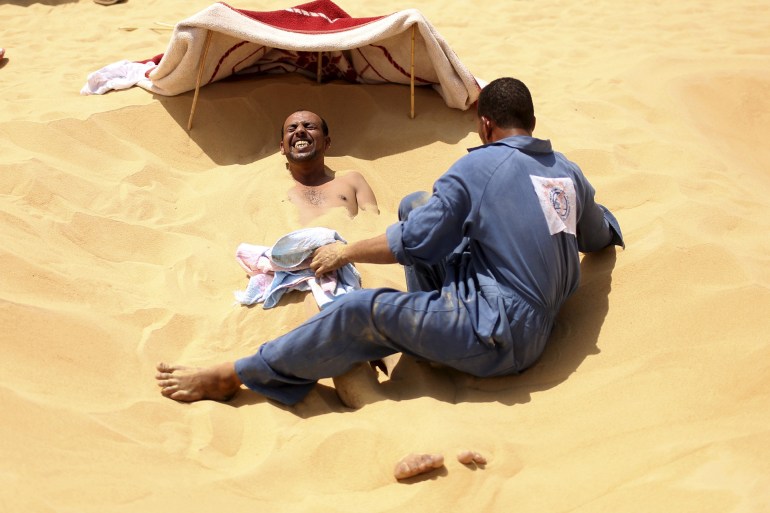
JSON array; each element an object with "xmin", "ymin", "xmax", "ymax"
[{"xmin": 2, "ymin": 0, "xmax": 769, "ymax": 511}]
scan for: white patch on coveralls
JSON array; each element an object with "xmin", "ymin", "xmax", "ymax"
[{"xmin": 529, "ymin": 175, "xmax": 577, "ymax": 236}]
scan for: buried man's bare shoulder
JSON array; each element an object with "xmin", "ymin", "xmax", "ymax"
[
  {"xmin": 327, "ymin": 169, "xmax": 379, "ymax": 214},
  {"xmin": 287, "ymin": 167, "xmax": 379, "ymax": 221}
]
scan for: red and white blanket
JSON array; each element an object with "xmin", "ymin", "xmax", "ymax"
[{"xmin": 82, "ymin": 0, "xmax": 481, "ymax": 110}]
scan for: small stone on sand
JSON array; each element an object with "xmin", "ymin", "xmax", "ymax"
[
  {"xmin": 457, "ymin": 450, "xmax": 487, "ymax": 466},
  {"xmin": 393, "ymin": 453, "xmax": 445, "ymax": 480}
]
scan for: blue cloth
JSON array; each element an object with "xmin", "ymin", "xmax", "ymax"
[{"xmin": 235, "ymin": 136, "xmax": 624, "ymax": 405}]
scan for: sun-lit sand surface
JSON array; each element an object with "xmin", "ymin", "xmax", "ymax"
[{"xmin": 2, "ymin": 0, "xmax": 769, "ymax": 511}]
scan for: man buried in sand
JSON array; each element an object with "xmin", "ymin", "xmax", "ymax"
[
  {"xmin": 156, "ymin": 78, "xmax": 624, "ymax": 477},
  {"xmin": 272, "ymin": 109, "xmax": 380, "ymax": 320},
  {"xmin": 280, "ymin": 110, "xmax": 379, "ymax": 222}
]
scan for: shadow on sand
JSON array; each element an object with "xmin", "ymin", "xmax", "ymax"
[{"xmin": 153, "ymin": 73, "xmax": 477, "ymax": 166}]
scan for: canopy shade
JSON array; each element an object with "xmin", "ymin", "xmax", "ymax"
[{"xmin": 82, "ymin": 0, "xmax": 482, "ymax": 127}]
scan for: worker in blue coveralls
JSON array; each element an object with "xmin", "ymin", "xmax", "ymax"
[{"xmin": 155, "ymin": 77, "xmax": 625, "ymax": 406}]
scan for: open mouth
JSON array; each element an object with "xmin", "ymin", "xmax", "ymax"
[{"xmin": 293, "ymin": 140, "xmax": 311, "ymax": 150}]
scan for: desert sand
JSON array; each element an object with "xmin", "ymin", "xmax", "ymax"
[{"xmin": 2, "ymin": 0, "xmax": 770, "ymax": 511}]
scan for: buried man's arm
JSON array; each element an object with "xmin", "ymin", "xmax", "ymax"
[{"xmin": 346, "ymin": 171, "xmax": 380, "ymax": 214}]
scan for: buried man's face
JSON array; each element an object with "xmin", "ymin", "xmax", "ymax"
[{"xmin": 280, "ymin": 111, "xmax": 330, "ymax": 163}]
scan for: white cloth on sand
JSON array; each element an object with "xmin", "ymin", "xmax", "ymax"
[{"xmin": 234, "ymin": 227, "xmax": 361, "ymax": 309}]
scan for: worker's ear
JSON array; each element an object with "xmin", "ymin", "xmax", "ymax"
[
  {"xmin": 480, "ymin": 116, "xmax": 494, "ymax": 143},
  {"xmin": 324, "ymin": 136, "xmax": 331, "ymax": 151},
  {"xmin": 280, "ymin": 140, "xmax": 286, "ymax": 155}
]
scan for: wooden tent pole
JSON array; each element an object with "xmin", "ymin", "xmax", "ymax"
[
  {"xmin": 187, "ymin": 30, "xmax": 213, "ymax": 132},
  {"xmin": 317, "ymin": 51, "xmax": 322, "ymax": 83},
  {"xmin": 410, "ymin": 25, "xmax": 415, "ymax": 119}
]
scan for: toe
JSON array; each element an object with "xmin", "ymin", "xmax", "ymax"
[{"xmin": 159, "ymin": 384, "xmax": 178, "ymax": 397}]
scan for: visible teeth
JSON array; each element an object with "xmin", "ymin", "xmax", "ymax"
[{"xmin": 294, "ymin": 141, "xmax": 309, "ymax": 149}]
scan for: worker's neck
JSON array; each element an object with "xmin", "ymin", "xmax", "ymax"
[{"xmin": 489, "ymin": 127, "xmax": 532, "ymax": 143}]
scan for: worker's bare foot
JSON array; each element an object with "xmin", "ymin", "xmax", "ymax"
[
  {"xmin": 393, "ymin": 453, "xmax": 445, "ymax": 480},
  {"xmin": 155, "ymin": 362, "xmax": 242, "ymax": 402},
  {"xmin": 333, "ymin": 362, "xmax": 385, "ymax": 409},
  {"xmin": 457, "ymin": 450, "xmax": 487, "ymax": 466}
]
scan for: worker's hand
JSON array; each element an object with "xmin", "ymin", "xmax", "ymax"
[{"xmin": 311, "ymin": 242, "xmax": 350, "ymax": 276}]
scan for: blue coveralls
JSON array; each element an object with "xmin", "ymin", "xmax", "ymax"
[{"xmin": 235, "ymin": 136, "xmax": 624, "ymax": 405}]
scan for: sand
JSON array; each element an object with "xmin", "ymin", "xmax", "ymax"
[{"xmin": 2, "ymin": 0, "xmax": 770, "ymax": 511}]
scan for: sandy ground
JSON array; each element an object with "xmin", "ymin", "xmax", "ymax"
[{"xmin": 2, "ymin": 0, "xmax": 770, "ymax": 511}]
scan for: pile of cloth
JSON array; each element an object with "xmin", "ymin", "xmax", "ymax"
[{"xmin": 234, "ymin": 227, "xmax": 361, "ymax": 309}]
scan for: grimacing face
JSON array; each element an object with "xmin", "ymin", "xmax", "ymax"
[{"xmin": 280, "ymin": 111, "xmax": 329, "ymax": 163}]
